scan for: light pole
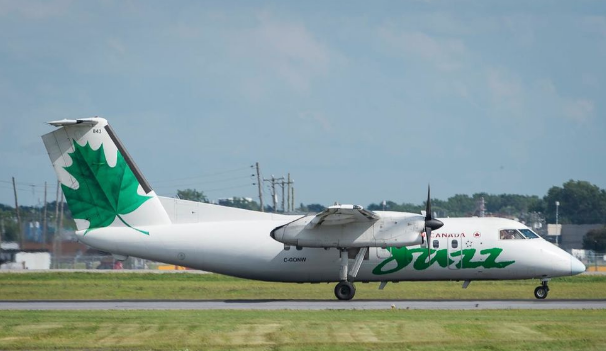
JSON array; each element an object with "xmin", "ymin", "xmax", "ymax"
[{"xmin": 556, "ymin": 201, "xmax": 562, "ymax": 246}]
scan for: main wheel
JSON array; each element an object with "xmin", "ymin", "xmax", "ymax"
[
  {"xmin": 534, "ymin": 286, "xmax": 548, "ymax": 299},
  {"xmin": 334, "ymin": 281, "xmax": 356, "ymax": 300}
]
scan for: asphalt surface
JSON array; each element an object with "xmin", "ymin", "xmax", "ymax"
[{"xmin": 1, "ymin": 299, "xmax": 606, "ymax": 310}]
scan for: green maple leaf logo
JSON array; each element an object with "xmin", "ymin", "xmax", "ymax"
[{"xmin": 62, "ymin": 140, "xmax": 151, "ymax": 235}]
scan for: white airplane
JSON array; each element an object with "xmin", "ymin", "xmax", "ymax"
[{"xmin": 42, "ymin": 117, "xmax": 586, "ymax": 300}]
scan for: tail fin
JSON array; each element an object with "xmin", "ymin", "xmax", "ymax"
[{"xmin": 42, "ymin": 117, "xmax": 171, "ymax": 234}]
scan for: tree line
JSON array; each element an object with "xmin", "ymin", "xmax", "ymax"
[
  {"xmin": 366, "ymin": 180, "xmax": 606, "ymax": 225},
  {"xmin": 1, "ymin": 180, "xmax": 604, "ymax": 245},
  {"xmin": 177, "ymin": 180, "xmax": 606, "ymax": 225},
  {"xmin": 178, "ymin": 180, "xmax": 606, "ymax": 252}
]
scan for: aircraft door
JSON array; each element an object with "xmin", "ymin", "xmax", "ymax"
[{"xmin": 448, "ymin": 238, "xmax": 462, "ymax": 269}]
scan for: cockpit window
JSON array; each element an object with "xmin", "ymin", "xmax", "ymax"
[
  {"xmin": 499, "ymin": 229, "xmax": 526, "ymax": 240},
  {"xmin": 519, "ymin": 228, "xmax": 540, "ymax": 239}
]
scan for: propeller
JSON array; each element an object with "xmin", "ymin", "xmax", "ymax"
[{"xmin": 424, "ymin": 185, "xmax": 444, "ymax": 260}]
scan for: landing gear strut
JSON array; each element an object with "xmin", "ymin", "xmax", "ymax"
[
  {"xmin": 333, "ymin": 248, "xmax": 365, "ymax": 300},
  {"xmin": 335, "ymin": 281, "xmax": 356, "ymax": 300},
  {"xmin": 534, "ymin": 279, "xmax": 550, "ymax": 299}
]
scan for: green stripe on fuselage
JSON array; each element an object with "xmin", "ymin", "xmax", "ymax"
[{"xmin": 372, "ymin": 247, "xmax": 514, "ymax": 275}]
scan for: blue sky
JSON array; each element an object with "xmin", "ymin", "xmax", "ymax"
[{"xmin": 0, "ymin": 1, "xmax": 605, "ymax": 208}]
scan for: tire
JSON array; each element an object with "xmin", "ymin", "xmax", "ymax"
[
  {"xmin": 534, "ymin": 286, "xmax": 548, "ymax": 299},
  {"xmin": 334, "ymin": 281, "xmax": 356, "ymax": 300}
]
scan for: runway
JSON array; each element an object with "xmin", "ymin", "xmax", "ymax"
[{"xmin": 2, "ymin": 299, "xmax": 606, "ymax": 310}]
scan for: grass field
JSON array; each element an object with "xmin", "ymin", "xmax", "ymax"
[
  {"xmin": 1, "ymin": 272, "xmax": 605, "ymax": 300},
  {"xmin": 1, "ymin": 273, "xmax": 605, "ymax": 350},
  {"xmin": 0, "ymin": 309, "xmax": 605, "ymax": 350}
]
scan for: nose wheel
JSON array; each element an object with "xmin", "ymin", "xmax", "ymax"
[
  {"xmin": 534, "ymin": 280, "xmax": 550, "ymax": 299},
  {"xmin": 334, "ymin": 281, "xmax": 356, "ymax": 300}
]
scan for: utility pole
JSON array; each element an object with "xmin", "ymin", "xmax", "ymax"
[
  {"xmin": 286, "ymin": 173, "xmax": 294, "ymax": 212},
  {"xmin": 263, "ymin": 175, "xmax": 284, "ymax": 213},
  {"xmin": 12, "ymin": 177, "xmax": 22, "ymax": 248},
  {"xmin": 255, "ymin": 162, "xmax": 264, "ymax": 212},
  {"xmin": 53, "ymin": 181, "xmax": 60, "ymax": 269},
  {"xmin": 280, "ymin": 180, "xmax": 285, "ymax": 212},
  {"xmin": 272, "ymin": 176, "xmax": 279, "ymax": 213},
  {"xmin": 291, "ymin": 187, "xmax": 295, "ymax": 212},
  {"xmin": 268, "ymin": 176, "xmax": 277, "ymax": 213},
  {"xmin": 287, "ymin": 174, "xmax": 291, "ymax": 212},
  {"xmin": 275, "ymin": 175, "xmax": 295, "ymax": 213},
  {"xmin": 43, "ymin": 182, "xmax": 48, "ymax": 245},
  {"xmin": 56, "ymin": 189, "xmax": 64, "ymax": 269}
]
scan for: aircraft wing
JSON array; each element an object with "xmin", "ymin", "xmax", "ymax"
[{"xmin": 307, "ymin": 205, "xmax": 379, "ymax": 229}]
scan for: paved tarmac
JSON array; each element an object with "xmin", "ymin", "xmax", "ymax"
[{"xmin": 1, "ymin": 299, "xmax": 606, "ymax": 310}]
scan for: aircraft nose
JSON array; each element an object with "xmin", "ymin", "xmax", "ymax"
[{"xmin": 571, "ymin": 255, "xmax": 586, "ymax": 275}]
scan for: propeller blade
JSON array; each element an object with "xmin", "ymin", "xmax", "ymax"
[
  {"xmin": 425, "ymin": 186, "xmax": 432, "ymax": 221},
  {"xmin": 424, "ymin": 185, "xmax": 444, "ymax": 231},
  {"xmin": 423, "ymin": 185, "xmax": 443, "ymax": 262},
  {"xmin": 426, "ymin": 226, "xmax": 432, "ymax": 261}
]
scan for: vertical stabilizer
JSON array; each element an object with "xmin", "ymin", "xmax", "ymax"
[{"xmin": 42, "ymin": 117, "xmax": 171, "ymax": 233}]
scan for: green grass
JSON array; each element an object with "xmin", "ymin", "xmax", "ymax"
[
  {"xmin": 1, "ymin": 273, "xmax": 605, "ymax": 350},
  {"xmin": 0, "ymin": 309, "xmax": 605, "ymax": 350},
  {"xmin": 0, "ymin": 272, "xmax": 605, "ymax": 300}
]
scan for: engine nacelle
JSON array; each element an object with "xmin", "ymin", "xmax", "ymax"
[{"xmin": 270, "ymin": 214, "xmax": 425, "ymax": 248}]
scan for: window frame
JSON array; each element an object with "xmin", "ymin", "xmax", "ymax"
[{"xmin": 499, "ymin": 228, "xmax": 527, "ymax": 240}]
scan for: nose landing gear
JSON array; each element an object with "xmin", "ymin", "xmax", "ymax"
[{"xmin": 534, "ymin": 279, "xmax": 550, "ymax": 299}]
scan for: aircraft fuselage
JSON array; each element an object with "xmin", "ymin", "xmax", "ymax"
[{"xmin": 78, "ymin": 214, "xmax": 580, "ymax": 283}]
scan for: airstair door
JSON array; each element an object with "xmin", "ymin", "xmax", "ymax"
[{"xmin": 448, "ymin": 238, "xmax": 462, "ymax": 269}]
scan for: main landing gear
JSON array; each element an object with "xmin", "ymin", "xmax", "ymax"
[
  {"xmin": 335, "ymin": 281, "xmax": 356, "ymax": 300},
  {"xmin": 534, "ymin": 279, "xmax": 550, "ymax": 299},
  {"xmin": 333, "ymin": 248, "xmax": 366, "ymax": 300}
]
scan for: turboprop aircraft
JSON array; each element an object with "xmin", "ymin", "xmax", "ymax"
[{"xmin": 42, "ymin": 117, "xmax": 586, "ymax": 300}]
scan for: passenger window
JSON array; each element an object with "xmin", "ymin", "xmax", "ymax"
[
  {"xmin": 433, "ymin": 240, "xmax": 439, "ymax": 249},
  {"xmin": 451, "ymin": 240, "xmax": 458, "ymax": 249}
]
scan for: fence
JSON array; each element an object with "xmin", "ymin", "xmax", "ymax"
[
  {"xmin": 572, "ymin": 249, "xmax": 606, "ymax": 272},
  {"xmin": 51, "ymin": 255, "xmax": 152, "ymax": 270}
]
